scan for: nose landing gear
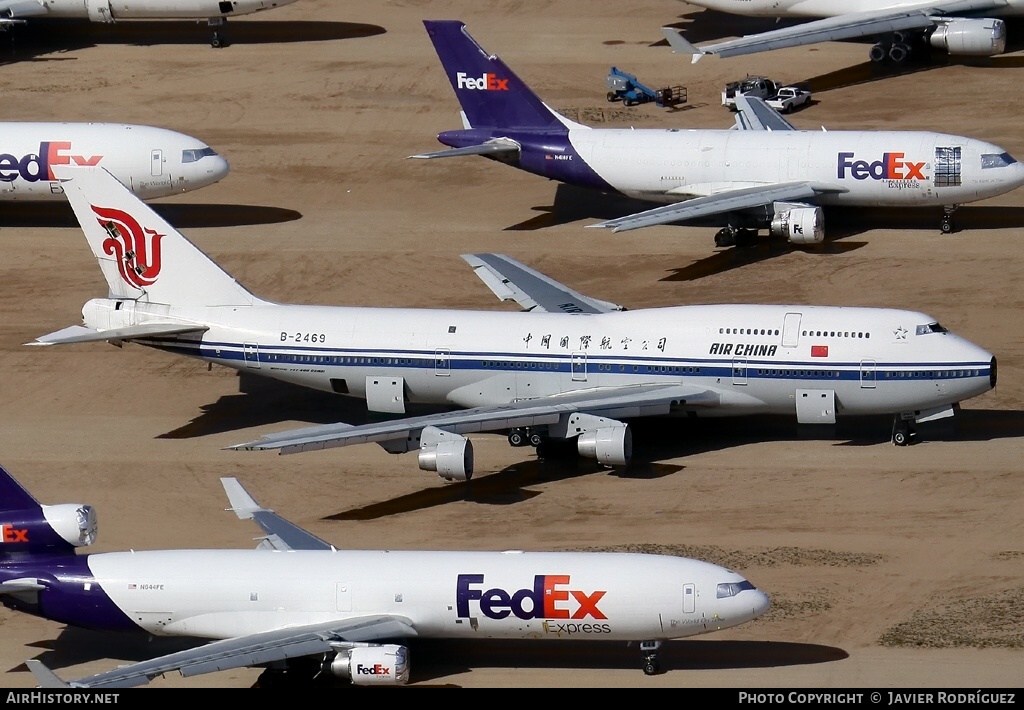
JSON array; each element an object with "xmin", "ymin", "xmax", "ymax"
[
  {"xmin": 941, "ymin": 205, "xmax": 959, "ymax": 234},
  {"xmin": 640, "ymin": 640, "xmax": 663, "ymax": 676}
]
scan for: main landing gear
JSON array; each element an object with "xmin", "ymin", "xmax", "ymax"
[
  {"xmin": 714, "ymin": 226, "xmax": 757, "ymax": 248},
  {"xmin": 640, "ymin": 640, "xmax": 663, "ymax": 676},
  {"xmin": 208, "ymin": 17, "xmax": 229, "ymax": 48},
  {"xmin": 892, "ymin": 416, "xmax": 918, "ymax": 447},
  {"xmin": 507, "ymin": 427, "xmax": 544, "ymax": 448},
  {"xmin": 941, "ymin": 205, "xmax": 959, "ymax": 234}
]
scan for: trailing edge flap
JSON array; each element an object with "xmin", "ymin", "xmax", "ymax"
[
  {"xmin": 230, "ymin": 382, "xmax": 719, "ymax": 455},
  {"xmin": 221, "ymin": 477, "xmax": 335, "ymax": 552},
  {"xmin": 733, "ymin": 96, "xmax": 797, "ymax": 132},
  {"xmin": 409, "ymin": 139, "xmax": 520, "ymax": 160},
  {"xmin": 462, "ymin": 253, "xmax": 624, "ymax": 314},
  {"xmin": 27, "ymin": 323, "xmax": 209, "ymax": 347},
  {"xmin": 28, "ymin": 616, "xmax": 418, "ymax": 689},
  {"xmin": 588, "ymin": 181, "xmax": 820, "ymax": 233}
]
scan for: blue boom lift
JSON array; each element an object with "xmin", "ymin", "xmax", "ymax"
[{"xmin": 606, "ymin": 67, "xmax": 687, "ymax": 108}]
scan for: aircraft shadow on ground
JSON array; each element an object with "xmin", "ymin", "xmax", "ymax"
[
  {"xmin": 0, "ymin": 19, "xmax": 384, "ymax": 61},
  {"xmin": 0, "ymin": 202, "xmax": 302, "ymax": 229},
  {"xmin": 406, "ymin": 638, "xmax": 848, "ymax": 683},
  {"xmin": 18, "ymin": 626, "xmax": 207, "ymax": 674}
]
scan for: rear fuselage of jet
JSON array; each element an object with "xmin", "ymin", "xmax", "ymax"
[
  {"xmin": 90, "ymin": 300, "xmax": 995, "ymax": 420},
  {"xmin": 0, "ymin": 123, "xmax": 228, "ymax": 200}
]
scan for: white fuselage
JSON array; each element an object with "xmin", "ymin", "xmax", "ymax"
[
  {"xmin": 686, "ymin": 0, "xmax": 1024, "ymax": 19},
  {"xmin": 0, "ymin": 123, "xmax": 228, "ymax": 200},
  {"xmin": 569, "ymin": 128, "xmax": 1024, "ymax": 208},
  {"xmin": 92, "ymin": 300, "xmax": 995, "ymax": 420},
  {"xmin": 81, "ymin": 549, "xmax": 768, "ymax": 642},
  {"xmin": 20, "ymin": 0, "xmax": 298, "ymax": 21}
]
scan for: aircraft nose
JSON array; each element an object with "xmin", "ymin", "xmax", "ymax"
[
  {"xmin": 751, "ymin": 589, "xmax": 771, "ymax": 618},
  {"xmin": 208, "ymin": 154, "xmax": 230, "ymax": 183}
]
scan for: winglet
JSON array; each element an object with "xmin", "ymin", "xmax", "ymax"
[
  {"xmin": 661, "ymin": 27, "xmax": 705, "ymax": 63},
  {"xmin": 221, "ymin": 477, "xmax": 261, "ymax": 521},
  {"xmin": 26, "ymin": 660, "xmax": 70, "ymax": 688}
]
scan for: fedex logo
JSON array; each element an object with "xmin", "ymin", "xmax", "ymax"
[
  {"xmin": 356, "ymin": 664, "xmax": 391, "ymax": 676},
  {"xmin": 455, "ymin": 72, "xmax": 509, "ymax": 91},
  {"xmin": 0, "ymin": 142, "xmax": 102, "ymax": 183},
  {"xmin": 838, "ymin": 152, "xmax": 926, "ymax": 181},
  {"xmin": 1, "ymin": 524, "xmax": 29, "ymax": 543},
  {"xmin": 457, "ymin": 574, "xmax": 607, "ymax": 621}
]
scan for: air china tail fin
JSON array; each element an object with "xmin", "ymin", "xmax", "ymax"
[
  {"xmin": 0, "ymin": 464, "xmax": 96, "ymax": 557},
  {"xmin": 423, "ymin": 20, "xmax": 568, "ymax": 131},
  {"xmin": 54, "ymin": 166, "xmax": 258, "ymax": 308}
]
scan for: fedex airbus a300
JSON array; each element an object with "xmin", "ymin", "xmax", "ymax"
[
  {"xmin": 411, "ymin": 21, "xmax": 1024, "ymax": 246},
  {"xmin": 0, "ymin": 123, "xmax": 228, "ymax": 200},
  {"xmin": 30, "ymin": 167, "xmax": 996, "ymax": 482},
  {"xmin": 0, "ymin": 464, "xmax": 770, "ymax": 686},
  {"xmin": 663, "ymin": 0, "xmax": 1022, "ymax": 64}
]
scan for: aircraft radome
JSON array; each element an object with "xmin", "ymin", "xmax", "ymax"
[
  {"xmin": 663, "ymin": 0, "xmax": 1021, "ymax": 65},
  {"xmin": 0, "ymin": 0, "xmax": 301, "ymax": 47},
  {"xmin": 411, "ymin": 20, "xmax": 1024, "ymax": 247},
  {"xmin": 0, "ymin": 123, "xmax": 228, "ymax": 200},
  {"xmin": 30, "ymin": 166, "xmax": 997, "ymax": 483},
  {"xmin": 0, "ymin": 464, "xmax": 771, "ymax": 686}
]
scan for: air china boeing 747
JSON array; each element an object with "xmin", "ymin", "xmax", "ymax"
[
  {"xmin": 0, "ymin": 464, "xmax": 770, "ymax": 686},
  {"xmin": 30, "ymin": 167, "xmax": 996, "ymax": 482}
]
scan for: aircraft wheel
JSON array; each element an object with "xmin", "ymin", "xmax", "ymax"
[
  {"xmin": 642, "ymin": 658, "xmax": 660, "ymax": 676},
  {"xmin": 714, "ymin": 227, "xmax": 736, "ymax": 247},
  {"xmin": 869, "ymin": 43, "xmax": 888, "ymax": 63},
  {"xmin": 508, "ymin": 429, "xmax": 526, "ymax": 447},
  {"xmin": 211, "ymin": 34, "xmax": 223, "ymax": 49},
  {"xmin": 893, "ymin": 430, "xmax": 908, "ymax": 446},
  {"xmin": 528, "ymin": 431, "xmax": 545, "ymax": 447},
  {"xmin": 940, "ymin": 217, "xmax": 954, "ymax": 234}
]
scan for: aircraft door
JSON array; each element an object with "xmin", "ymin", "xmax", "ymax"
[
  {"xmin": 434, "ymin": 348, "xmax": 451, "ymax": 377},
  {"xmin": 683, "ymin": 583, "xmax": 695, "ymax": 613},
  {"xmin": 732, "ymin": 358, "xmax": 747, "ymax": 385},
  {"xmin": 860, "ymin": 359, "xmax": 876, "ymax": 389},
  {"xmin": 571, "ymin": 351, "xmax": 587, "ymax": 382},
  {"xmin": 782, "ymin": 312, "xmax": 802, "ymax": 348},
  {"xmin": 151, "ymin": 149, "xmax": 163, "ymax": 177},
  {"xmin": 243, "ymin": 343, "xmax": 261, "ymax": 369}
]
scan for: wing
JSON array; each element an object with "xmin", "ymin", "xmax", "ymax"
[
  {"xmin": 664, "ymin": 0, "xmax": 1007, "ymax": 62},
  {"xmin": 462, "ymin": 253, "xmax": 624, "ymax": 314},
  {"xmin": 732, "ymin": 95, "xmax": 797, "ymax": 131},
  {"xmin": 409, "ymin": 138, "xmax": 520, "ymax": 160},
  {"xmin": 587, "ymin": 181, "xmax": 820, "ymax": 233},
  {"xmin": 221, "ymin": 477, "xmax": 335, "ymax": 552},
  {"xmin": 230, "ymin": 382, "xmax": 720, "ymax": 455},
  {"xmin": 27, "ymin": 323, "xmax": 209, "ymax": 347},
  {"xmin": 26, "ymin": 616, "xmax": 417, "ymax": 689}
]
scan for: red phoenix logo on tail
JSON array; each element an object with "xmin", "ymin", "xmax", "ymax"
[{"xmin": 91, "ymin": 205, "xmax": 164, "ymax": 289}]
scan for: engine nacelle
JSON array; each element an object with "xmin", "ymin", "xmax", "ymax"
[
  {"xmin": 930, "ymin": 18, "xmax": 1006, "ymax": 56},
  {"xmin": 328, "ymin": 644, "xmax": 410, "ymax": 686},
  {"xmin": 577, "ymin": 425, "xmax": 632, "ymax": 466},
  {"xmin": 770, "ymin": 204, "xmax": 824, "ymax": 245},
  {"xmin": 417, "ymin": 426, "xmax": 473, "ymax": 481},
  {"xmin": 41, "ymin": 504, "xmax": 97, "ymax": 548}
]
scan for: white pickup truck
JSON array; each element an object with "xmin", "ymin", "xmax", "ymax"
[
  {"xmin": 765, "ymin": 86, "xmax": 813, "ymax": 114},
  {"xmin": 721, "ymin": 76, "xmax": 782, "ymax": 110}
]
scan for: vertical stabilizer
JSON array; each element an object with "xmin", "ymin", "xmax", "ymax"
[
  {"xmin": 424, "ymin": 20, "xmax": 564, "ymax": 131},
  {"xmin": 54, "ymin": 166, "xmax": 258, "ymax": 308}
]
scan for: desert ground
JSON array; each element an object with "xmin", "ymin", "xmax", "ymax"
[{"xmin": 0, "ymin": 0, "xmax": 1021, "ymax": 689}]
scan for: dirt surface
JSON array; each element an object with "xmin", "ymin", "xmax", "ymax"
[{"xmin": 0, "ymin": 0, "xmax": 1021, "ymax": 689}]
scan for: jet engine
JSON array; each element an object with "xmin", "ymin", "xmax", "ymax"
[
  {"xmin": 930, "ymin": 19, "xmax": 1006, "ymax": 56},
  {"xmin": 327, "ymin": 644, "xmax": 410, "ymax": 686},
  {"xmin": 417, "ymin": 426, "xmax": 474, "ymax": 481},
  {"xmin": 1, "ymin": 503, "xmax": 97, "ymax": 552},
  {"xmin": 42, "ymin": 504, "xmax": 98, "ymax": 548},
  {"xmin": 770, "ymin": 204, "xmax": 824, "ymax": 245},
  {"xmin": 577, "ymin": 424, "xmax": 632, "ymax": 466}
]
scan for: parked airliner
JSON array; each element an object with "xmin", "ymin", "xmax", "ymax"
[
  {"xmin": 30, "ymin": 167, "xmax": 996, "ymax": 481},
  {"xmin": 411, "ymin": 20, "xmax": 1024, "ymax": 245},
  {"xmin": 0, "ymin": 123, "xmax": 228, "ymax": 200},
  {"xmin": 0, "ymin": 0, "xmax": 300, "ymax": 47},
  {"xmin": 665, "ymin": 0, "xmax": 1022, "ymax": 64},
  {"xmin": 0, "ymin": 464, "xmax": 770, "ymax": 686}
]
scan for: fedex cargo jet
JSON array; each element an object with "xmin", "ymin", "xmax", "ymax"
[
  {"xmin": 0, "ymin": 464, "xmax": 770, "ymax": 686},
  {"xmin": 0, "ymin": 122, "xmax": 228, "ymax": 200},
  {"xmin": 411, "ymin": 20, "xmax": 1024, "ymax": 246},
  {"xmin": 30, "ymin": 167, "xmax": 997, "ymax": 482}
]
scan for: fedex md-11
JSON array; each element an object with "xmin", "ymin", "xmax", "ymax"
[
  {"xmin": 29, "ymin": 166, "xmax": 996, "ymax": 482},
  {"xmin": 0, "ymin": 123, "xmax": 228, "ymax": 200},
  {"xmin": 0, "ymin": 1, "xmax": 300, "ymax": 47},
  {"xmin": 661, "ymin": 0, "xmax": 1023, "ymax": 65},
  {"xmin": 0, "ymin": 464, "xmax": 770, "ymax": 686},
  {"xmin": 411, "ymin": 20, "xmax": 1024, "ymax": 246}
]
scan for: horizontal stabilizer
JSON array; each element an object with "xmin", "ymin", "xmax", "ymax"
[
  {"xmin": 409, "ymin": 140, "xmax": 520, "ymax": 160},
  {"xmin": 221, "ymin": 477, "xmax": 335, "ymax": 552},
  {"xmin": 27, "ymin": 323, "xmax": 209, "ymax": 347},
  {"xmin": 660, "ymin": 27, "xmax": 705, "ymax": 63},
  {"xmin": 734, "ymin": 96, "xmax": 797, "ymax": 132},
  {"xmin": 26, "ymin": 661, "xmax": 69, "ymax": 689}
]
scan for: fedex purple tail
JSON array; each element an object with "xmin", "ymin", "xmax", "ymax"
[
  {"xmin": 0, "ymin": 464, "xmax": 96, "ymax": 558},
  {"xmin": 412, "ymin": 21, "xmax": 612, "ymax": 192}
]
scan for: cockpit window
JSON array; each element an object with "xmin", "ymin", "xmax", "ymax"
[
  {"xmin": 717, "ymin": 580, "xmax": 755, "ymax": 598},
  {"xmin": 981, "ymin": 152, "xmax": 1017, "ymax": 169},
  {"xmin": 181, "ymin": 147, "xmax": 219, "ymax": 163},
  {"xmin": 916, "ymin": 322, "xmax": 948, "ymax": 335}
]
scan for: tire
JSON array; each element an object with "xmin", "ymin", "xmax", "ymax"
[
  {"xmin": 940, "ymin": 219, "xmax": 953, "ymax": 234},
  {"xmin": 528, "ymin": 432, "xmax": 544, "ymax": 447},
  {"xmin": 607, "ymin": 92, "xmax": 619, "ymax": 102},
  {"xmin": 211, "ymin": 35, "xmax": 222, "ymax": 49},
  {"xmin": 643, "ymin": 660, "xmax": 659, "ymax": 676},
  {"xmin": 893, "ymin": 430, "xmax": 908, "ymax": 446},
  {"xmin": 508, "ymin": 430, "xmax": 525, "ymax": 447}
]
